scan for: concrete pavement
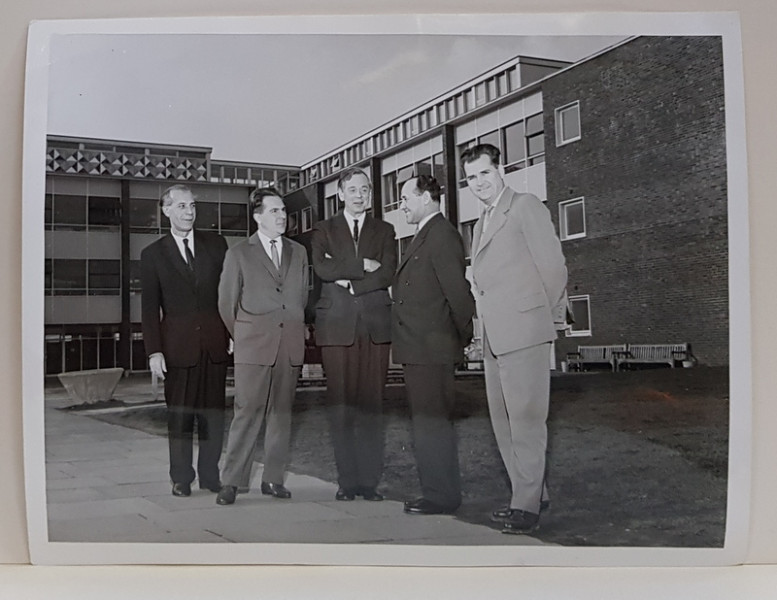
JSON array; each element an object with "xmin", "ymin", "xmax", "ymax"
[{"xmin": 43, "ymin": 376, "xmax": 548, "ymax": 547}]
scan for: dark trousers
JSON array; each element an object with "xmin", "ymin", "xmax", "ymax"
[
  {"xmin": 164, "ymin": 354, "xmax": 227, "ymax": 487},
  {"xmin": 403, "ymin": 363, "xmax": 461, "ymax": 510},
  {"xmin": 321, "ymin": 318, "xmax": 390, "ymax": 491}
]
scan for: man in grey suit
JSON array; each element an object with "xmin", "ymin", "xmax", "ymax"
[
  {"xmin": 215, "ymin": 188, "xmax": 309, "ymax": 506},
  {"xmin": 392, "ymin": 175, "xmax": 475, "ymax": 515},
  {"xmin": 462, "ymin": 144, "xmax": 568, "ymax": 534}
]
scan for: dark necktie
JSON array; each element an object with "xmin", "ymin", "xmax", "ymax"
[
  {"xmin": 352, "ymin": 219, "xmax": 359, "ymax": 245},
  {"xmin": 183, "ymin": 238, "xmax": 195, "ymax": 272},
  {"xmin": 270, "ymin": 239, "xmax": 281, "ymax": 271}
]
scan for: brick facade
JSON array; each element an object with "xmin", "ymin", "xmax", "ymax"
[{"xmin": 542, "ymin": 37, "xmax": 728, "ymax": 365}]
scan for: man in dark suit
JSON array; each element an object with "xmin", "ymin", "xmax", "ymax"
[
  {"xmin": 311, "ymin": 167, "xmax": 397, "ymax": 501},
  {"xmin": 215, "ymin": 188, "xmax": 309, "ymax": 506},
  {"xmin": 392, "ymin": 175, "xmax": 475, "ymax": 515},
  {"xmin": 462, "ymin": 143, "xmax": 568, "ymax": 534},
  {"xmin": 141, "ymin": 184, "xmax": 230, "ymax": 497}
]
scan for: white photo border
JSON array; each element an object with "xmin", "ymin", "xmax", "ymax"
[{"xmin": 22, "ymin": 12, "xmax": 750, "ymax": 567}]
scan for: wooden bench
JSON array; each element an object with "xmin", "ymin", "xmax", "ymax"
[
  {"xmin": 566, "ymin": 345, "xmax": 626, "ymax": 372},
  {"xmin": 615, "ymin": 343, "xmax": 691, "ymax": 371}
]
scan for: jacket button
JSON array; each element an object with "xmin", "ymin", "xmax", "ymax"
[
  {"xmin": 405, "ymin": 281, "xmax": 409, "ymax": 286},
  {"xmin": 195, "ymin": 326, "xmax": 201, "ymax": 331},
  {"xmin": 480, "ymin": 291, "xmax": 485, "ymax": 296},
  {"xmin": 279, "ymin": 323, "xmax": 284, "ymax": 328},
  {"xmin": 399, "ymin": 300, "xmax": 403, "ymax": 304},
  {"xmin": 282, "ymin": 305, "xmax": 286, "ymax": 309}
]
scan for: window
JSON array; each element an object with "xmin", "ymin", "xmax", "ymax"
[
  {"xmin": 195, "ymin": 201, "xmax": 219, "ymax": 231},
  {"xmin": 503, "ymin": 121, "xmax": 527, "ymax": 169},
  {"xmin": 460, "ymin": 220, "xmax": 477, "ymax": 262},
  {"xmin": 478, "ymin": 129, "xmax": 500, "ymax": 150},
  {"xmin": 555, "ymin": 101, "xmax": 581, "ymax": 146},
  {"xmin": 220, "ymin": 203, "xmax": 248, "ymax": 235},
  {"xmin": 382, "ymin": 171, "xmax": 399, "ymax": 212},
  {"xmin": 525, "ymin": 113, "xmax": 545, "ymax": 165},
  {"xmin": 566, "ymin": 295, "xmax": 591, "ymax": 337},
  {"xmin": 129, "ymin": 260, "xmax": 142, "ymax": 293},
  {"xmin": 301, "ymin": 207, "xmax": 313, "ymax": 233},
  {"xmin": 52, "ymin": 194, "xmax": 87, "ymax": 230},
  {"xmin": 88, "ymin": 260, "xmax": 121, "ymax": 295},
  {"xmin": 130, "ymin": 198, "xmax": 159, "ymax": 232},
  {"xmin": 88, "ymin": 196, "xmax": 121, "ymax": 230},
  {"xmin": 559, "ymin": 197, "xmax": 586, "ymax": 241},
  {"xmin": 52, "ymin": 259, "xmax": 86, "ymax": 295},
  {"xmin": 324, "ymin": 194, "xmax": 338, "ymax": 219}
]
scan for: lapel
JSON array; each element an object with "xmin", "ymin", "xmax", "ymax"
[
  {"xmin": 280, "ymin": 236, "xmax": 293, "ymax": 280},
  {"xmin": 161, "ymin": 233, "xmax": 196, "ymax": 286},
  {"xmin": 473, "ymin": 188, "xmax": 514, "ymax": 262},
  {"xmin": 335, "ymin": 210, "xmax": 362, "ymax": 257},
  {"xmin": 250, "ymin": 233, "xmax": 287, "ymax": 280},
  {"xmin": 397, "ymin": 213, "xmax": 440, "ymax": 273}
]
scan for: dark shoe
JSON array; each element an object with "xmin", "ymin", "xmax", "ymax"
[
  {"xmin": 172, "ymin": 482, "xmax": 191, "ymax": 497},
  {"xmin": 501, "ymin": 509, "xmax": 540, "ymax": 534},
  {"xmin": 358, "ymin": 487, "xmax": 384, "ymax": 502},
  {"xmin": 216, "ymin": 485, "xmax": 237, "ymax": 505},
  {"xmin": 403, "ymin": 498, "xmax": 454, "ymax": 515},
  {"xmin": 199, "ymin": 481, "xmax": 222, "ymax": 493},
  {"xmin": 261, "ymin": 482, "xmax": 292, "ymax": 499},
  {"xmin": 491, "ymin": 500, "xmax": 550, "ymax": 522},
  {"xmin": 335, "ymin": 487, "xmax": 356, "ymax": 501}
]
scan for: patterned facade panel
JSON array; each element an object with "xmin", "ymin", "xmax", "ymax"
[{"xmin": 47, "ymin": 147, "xmax": 208, "ymax": 182}]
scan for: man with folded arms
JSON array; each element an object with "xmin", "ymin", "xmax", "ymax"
[{"xmin": 215, "ymin": 188, "xmax": 309, "ymax": 506}]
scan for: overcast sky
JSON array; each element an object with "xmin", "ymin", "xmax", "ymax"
[{"xmin": 47, "ymin": 33, "xmax": 626, "ymax": 166}]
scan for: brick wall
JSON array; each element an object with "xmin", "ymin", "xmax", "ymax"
[{"xmin": 542, "ymin": 36, "xmax": 729, "ymax": 365}]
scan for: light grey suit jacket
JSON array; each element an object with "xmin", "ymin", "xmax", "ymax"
[
  {"xmin": 471, "ymin": 188, "xmax": 567, "ymax": 356},
  {"xmin": 218, "ymin": 233, "xmax": 309, "ymax": 366}
]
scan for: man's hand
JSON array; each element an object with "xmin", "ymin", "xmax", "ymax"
[
  {"xmin": 228, "ymin": 339, "xmax": 234, "ymax": 355},
  {"xmin": 335, "ymin": 279, "xmax": 351, "ymax": 290},
  {"xmin": 149, "ymin": 352, "xmax": 167, "ymax": 381},
  {"xmin": 363, "ymin": 258, "xmax": 381, "ymax": 273}
]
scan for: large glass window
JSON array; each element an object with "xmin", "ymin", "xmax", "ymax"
[
  {"xmin": 88, "ymin": 260, "xmax": 121, "ymax": 295},
  {"xmin": 567, "ymin": 295, "xmax": 592, "ymax": 337},
  {"xmin": 129, "ymin": 260, "xmax": 142, "ymax": 293},
  {"xmin": 52, "ymin": 195, "xmax": 87, "ymax": 230},
  {"xmin": 220, "ymin": 203, "xmax": 248, "ymax": 235},
  {"xmin": 196, "ymin": 201, "xmax": 219, "ymax": 231},
  {"xmin": 559, "ymin": 197, "xmax": 586, "ymax": 241},
  {"xmin": 503, "ymin": 121, "xmax": 527, "ymax": 168},
  {"xmin": 88, "ymin": 196, "xmax": 121, "ymax": 230},
  {"xmin": 382, "ymin": 171, "xmax": 399, "ymax": 212},
  {"xmin": 52, "ymin": 259, "xmax": 87, "ymax": 294},
  {"xmin": 555, "ymin": 101, "xmax": 581, "ymax": 146},
  {"xmin": 478, "ymin": 130, "xmax": 500, "ymax": 150},
  {"xmin": 130, "ymin": 198, "xmax": 159, "ymax": 232},
  {"xmin": 526, "ymin": 113, "xmax": 545, "ymax": 165}
]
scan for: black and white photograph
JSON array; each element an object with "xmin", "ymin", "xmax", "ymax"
[{"xmin": 21, "ymin": 13, "xmax": 750, "ymax": 566}]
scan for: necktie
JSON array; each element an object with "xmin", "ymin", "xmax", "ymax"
[
  {"xmin": 182, "ymin": 238, "xmax": 195, "ymax": 272},
  {"xmin": 270, "ymin": 239, "xmax": 281, "ymax": 271},
  {"xmin": 482, "ymin": 204, "xmax": 496, "ymax": 233},
  {"xmin": 352, "ymin": 219, "xmax": 359, "ymax": 245}
]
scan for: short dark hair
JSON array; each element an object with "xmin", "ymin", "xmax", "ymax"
[
  {"xmin": 460, "ymin": 143, "xmax": 501, "ymax": 170},
  {"xmin": 412, "ymin": 174, "xmax": 442, "ymax": 203},
  {"xmin": 160, "ymin": 184, "xmax": 194, "ymax": 208},
  {"xmin": 250, "ymin": 187, "xmax": 283, "ymax": 214},
  {"xmin": 337, "ymin": 167, "xmax": 372, "ymax": 192}
]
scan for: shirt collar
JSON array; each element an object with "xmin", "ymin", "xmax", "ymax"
[{"xmin": 416, "ymin": 210, "xmax": 440, "ymax": 233}]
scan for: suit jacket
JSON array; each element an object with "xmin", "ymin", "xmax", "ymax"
[
  {"xmin": 471, "ymin": 188, "xmax": 568, "ymax": 356},
  {"xmin": 140, "ymin": 230, "xmax": 230, "ymax": 368},
  {"xmin": 311, "ymin": 211, "xmax": 397, "ymax": 346},
  {"xmin": 218, "ymin": 233, "xmax": 309, "ymax": 366},
  {"xmin": 392, "ymin": 213, "xmax": 475, "ymax": 365}
]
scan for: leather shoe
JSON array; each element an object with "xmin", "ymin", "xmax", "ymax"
[
  {"xmin": 216, "ymin": 485, "xmax": 237, "ymax": 505},
  {"xmin": 403, "ymin": 498, "xmax": 454, "ymax": 515},
  {"xmin": 199, "ymin": 481, "xmax": 222, "ymax": 493},
  {"xmin": 172, "ymin": 482, "xmax": 191, "ymax": 497},
  {"xmin": 335, "ymin": 487, "xmax": 356, "ymax": 501},
  {"xmin": 358, "ymin": 487, "xmax": 384, "ymax": 501},
  {"xmin": 501, "ymin": 509, "xmax": 540, "ymax": 534},
  {"xmin": 261, "ymin": 482, "xmax": 292, "ymax": 499},
  {"xmin": 491, "ymin": 500, "xmax": 550, "ymax": 522}
]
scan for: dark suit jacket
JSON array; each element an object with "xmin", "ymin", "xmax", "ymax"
[
  {"xmin": 391, "ymin": 213, "xmax": 475, "ymax": 365},
  {"xmin": 311, "ymin": 211, "xmax": 397, "ymax": 346},
  {"xmin": 140, "ymin": 230, "xmax": 230, "ymax": 368},
  {"xmin": 218, "ymin": 233, "xmax": 309, "ymax": 367}
]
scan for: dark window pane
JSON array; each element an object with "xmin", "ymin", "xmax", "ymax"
[
  {"xmin": 129, "ymin": 260, "xmax": 142, "ymax": 292},
  {"xmin": 88, "ymin": 196, "xmax": 121, "ymax": 228},
  {"xmin": 45, "ymin": 259, "xmax": 52, "ymax": 294},
  {"xmin": 196, "ymin": 201, "xmax": 219, "ymax": 231},
  {"xmin": 560, "ymin": 105, "xmax": 581, "ymax": 140},
  {"xmin": 53, "ymin": 195, "xmax": 86, "ymax": 226},
  {"xmin": 503, "ymin": 121, "xmax": 526, "ymax": 164},
  {"xmin": 526, "ymin": 113, "xmax": 544, "ymax": 136},
  {"xmin": 98, "ymin": 335, "xmax": 117, "ymax": 369},
  {"xmin": 478, "ymin": 130, "xmax": 500, "ymax": 150},
  {"xmin": 130, "ymin": 198, "xmax": 159, "ymax": 230},
  {"xmin": 53, "ymin": 259, "xmax": 86, "ymax": 291},
  {"xmin": 64, "ymin": 337, "xmax": 82, "ymax": 372},
  {"xmin": 527, "ymin": 133, "xmax": 545, "ymax": 157},
  {"xmin": 88, "ymin": 259, "xmax": 120, "ymax": 293},
  {"xmin": 45, "ymin": 194, "xmax": 53, "ymax": 226},
  {"xmin": 82, "ymin": 338, "xmax": 98, "ymax": 370},
  {"xmin": 565, "ymin": 202, "xmax": 585, "ymax": 236},
  {"xmin": 460, "ymin": 220, "xmax": 477, "ymax": 259},
  {"xmin": 570, "ymin": 298, "xmax": 591, "ymax": 332},
  {"xmin": 415, "ymin": 158, "xmax": 432, "ymax": 178},
  {"xmin": 433, "ymin": 153, "xmax": 446, "ymax": 191},
  {"xmin": 382, "ymin": 172, "xmax": 398, "ymax": 210},
  {"xmin": 220, "ymin": 203, "xmax": 248, "ymax": 234}
]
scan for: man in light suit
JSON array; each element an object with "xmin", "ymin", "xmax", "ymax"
[
  {"xmin": 141, "ymin": 184, "xmax": 230, "ymax": 498},
  {"xmin": 462, "ymin": 144, "xmax": 568, "ymax": 534},
  {"xmin": 311, "ymin": 167, "xmax": 397, "ymax": 501},
  {"xmin": 215, "ymin": 188, "xmax": 309, "ymax": 506},
  {"xmin": 392, "ymin": 175, "xmax": 475, "ymax": 515}
]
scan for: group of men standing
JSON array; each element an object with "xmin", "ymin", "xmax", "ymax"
[{"xmin": 140, "ymin": 143, "xmax": 567, "ymax": 534}]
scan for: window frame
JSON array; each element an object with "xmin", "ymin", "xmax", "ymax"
[
  {"xmin": 566, "ymin": 294, "xmax": 592, "ymax": 337},
  {"xmin": 558, "ymin": 197, "xmax": 587, "ymax": 241},
  {"xmin": 555, "ymin": 101, "xmax": 582, "ymax": 146}
]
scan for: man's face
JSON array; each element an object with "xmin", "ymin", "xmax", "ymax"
[
  {"xmin": 463, "ymin": 153, "xmax": 505, "ymax": 205},
  {"xmin": 162, "ymin": 189, "xmax": 196, "ymax": 236},
  {"xmin": 253, "ymin": 195, "xmax": 287, "ymax": 238},
  {"xmin": 338, "ymin": 173, "xmax": 371, "ymax": 217},
  {"xmin": 399, "ymin": 179, "xmax": 427, "ymax": 225}
]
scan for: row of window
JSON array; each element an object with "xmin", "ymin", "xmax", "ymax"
[
  {"xmin": 45, "ymin": 259, "xmax": 121, "ymax": 295},
  {"xmin": 382, "ymin": 153, "xmax": 446, "ymax": 212}
]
